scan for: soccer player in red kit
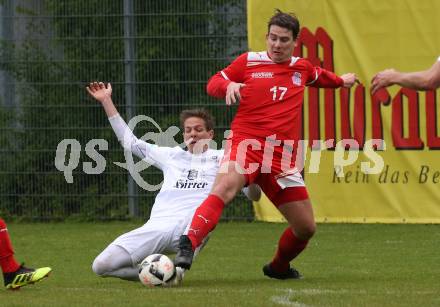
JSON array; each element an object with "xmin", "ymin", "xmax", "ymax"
[
  {"xmin": 0, "ymin": 218, "xmax": 51, "ymax": 289},
  {"xmin": 175, "ymin": 9, "xmax": 358, "ymax": 279}
]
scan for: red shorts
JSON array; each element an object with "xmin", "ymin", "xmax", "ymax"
[{"xmin": 222, "ymin": 136, "xmax": 309, "ymax": 207}]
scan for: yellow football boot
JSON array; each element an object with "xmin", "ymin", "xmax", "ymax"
[{"xmin": 4, "ymin": 265, "xmax": 51, "ymax": 289}]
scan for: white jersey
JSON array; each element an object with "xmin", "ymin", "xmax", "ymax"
[{"xmin": 109, "ymin": 114, "xmax": 223, "ymax": 219}]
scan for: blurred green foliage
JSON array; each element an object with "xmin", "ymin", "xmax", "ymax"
[{"xmin": 0, "ymin": 0, "xmax": 251, "ymax": 221}]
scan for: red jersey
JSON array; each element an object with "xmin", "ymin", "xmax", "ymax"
[{"xmin": 207, "ymin": 51, "xmax": 343, "ymax": 141}]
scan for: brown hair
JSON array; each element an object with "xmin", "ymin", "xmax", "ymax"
[
  {"xmin": 268, "ymin": 9, "xmax": 300, "ymax": 40},
  {"xmin": 179, "ymin": 108, "xmax": 215, "ymax": 132}
]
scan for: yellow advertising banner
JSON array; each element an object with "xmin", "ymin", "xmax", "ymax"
[{"xmin": 248, "ymin": 0, "xmax": 440, "ymax": 223}]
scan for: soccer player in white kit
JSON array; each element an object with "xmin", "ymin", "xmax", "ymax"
[{"xmin": 86, "ymin": 82, "xmax": 260, "ymax": 284}]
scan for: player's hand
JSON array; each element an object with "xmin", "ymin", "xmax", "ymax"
[
  {"xmin": 225, "ymin": 82, "xmax": 245, "ymax": 105},
  {"xmin": 340, "ymin": 73, "xmax": 359, "ymax": 88},
  {"xmin": 371, "ymin": 69, "xmax": 397, "ymax": 95},
  {"xmin": 86, "ymin": 82, "xmax": 112, "ymax": 104}
]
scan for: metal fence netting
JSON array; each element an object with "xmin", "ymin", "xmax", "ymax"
[{"xmin": 0, "ymin": 0, "xmax": 251, "ymax": 221}]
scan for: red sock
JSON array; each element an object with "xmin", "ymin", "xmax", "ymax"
[
  {"xmin": 187, "ymin": 194, "xmax": 225, "ymax": 250},
  {"xmin": 0, "ymin": 218, "xmax": 20, "ymax": 273},
  {"xmin": 270, "ymin": 227, "xmax": 309, "ymax": 273}
]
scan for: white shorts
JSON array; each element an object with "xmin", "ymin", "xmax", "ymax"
[{"xmin": 111, "ymin": 216, "xmax": 190, "ymax": 265}]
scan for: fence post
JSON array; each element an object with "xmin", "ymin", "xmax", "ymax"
[
  {"xmin": 0, "ymin": 0, "xmax": 15, "ymax": 109},
  {"xmin": 123, "ymin": 0, "xmax": 139, "ymax": 217}
]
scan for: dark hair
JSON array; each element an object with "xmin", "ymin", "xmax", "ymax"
[
  {"xmin": 268, "ymin": 9, "xmax": 300, "ymax": 39},
  {"xmin": 179, "ymin": 108, "xmax": 215, "ymax": 132}
]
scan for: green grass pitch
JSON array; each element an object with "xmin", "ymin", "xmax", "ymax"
[{"xmin": 1, "ymin": 222, "xmax": 439, "ymax": 306}]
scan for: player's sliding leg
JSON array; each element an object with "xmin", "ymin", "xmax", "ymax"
[
  {"xmin": 92, "ymin": 244, "xmax": 139, "ymax": 281},
  {"xmin": 93, "ymin": 218, "xmax": 178, "ymax": 281},
  {"xmin": 175, "ymin": 163, "xmax": 246, "ymax": 269},
  {"xmin": 0, "ymin": 218, "xmax": 51, "ymax": 289},
  {"xmin": 263, "ymin": 193, "xmax": 315, "ymax": 280}
]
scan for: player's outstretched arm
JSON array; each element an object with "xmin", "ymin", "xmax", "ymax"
[
  {"xmin": 371, "ymin": 59, "xmax": 440, "ymax": 94},
  {"xmin": 86, "ymin": 82, "xmax": 119, "ymax": 117},
  {"xmin": 86, "ymin": 81, "xmax": 151, "ymax": 161},
  {"xmin": 309, "ymin": 66, "xmax": 358, "ymax": 89}
]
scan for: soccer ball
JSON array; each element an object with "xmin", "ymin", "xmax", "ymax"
[{"xmin": 138, "ymin": 254, "xmax": 176, "ymax": 286}]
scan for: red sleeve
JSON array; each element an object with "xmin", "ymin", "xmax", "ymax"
[
  {"xmin": 207, "ymin": 53, "xmax": 247, "ymax": 98},
  {"xmin": 305, "ymin": 62, "xmax": 344, "ymax": 88}
]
